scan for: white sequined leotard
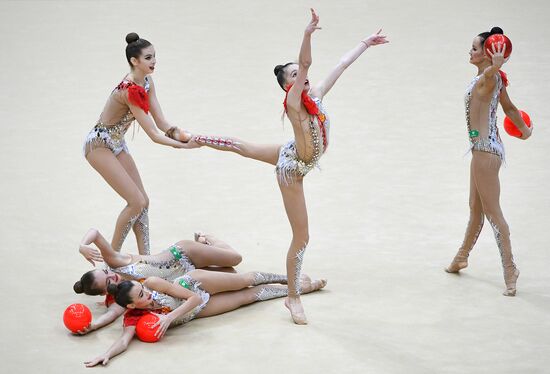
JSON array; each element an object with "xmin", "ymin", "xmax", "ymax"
[
  {"xmin": 110, "ymin": 244, "xmax": 195, "ymax": 282},
  {"xmin": 83, "ymin": 77, "xmax": 150, "ymax": 157},
  {"xmin": 149, "ymin": 274, "xmax": 210, "ymax": 325},
  {"xmin": 276, "ymin": 96, "xmax": 330, "ymax": 184},
  {"xmin": 465, "ymin": 73, "xmax": 504, "ymax": 161}
]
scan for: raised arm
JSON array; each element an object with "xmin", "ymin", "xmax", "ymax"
[
  {"xmin": 144, "ymin": 277, "xmax": 203, "ymax": 338},
  {"xmin": 147, "ymin": 77, "xmax": 192, "ymax": 142},
  {"xmin": 499, "ymin": 86, "xmax": 532, "ymax": 140},
  {"xmin": 286, "ymin": 8, "xmax": 321, "ymax": 112},
  {"xmin": 79, "ymin": 228, "xmax": 130, "ymax": 268},
  {"xmin": 311, "ymin": 29, "xmax": 388, "ymax": 100},
  {"xmin": 477, "ymin": 42, "xmax": 506, "ymax": 93},
  {"xmin": 84, "ymin": 326, "xmax": 136, "ymax": 367}
]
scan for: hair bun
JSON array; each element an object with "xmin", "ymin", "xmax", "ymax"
[
  {"xmin": 107, "ymin": 283, "xmax": 119, "ymax": 296},
  {"xmin": 73, "ymin": 281, "xmax": 83, "ymax": 294},
  {"xmin": 490, "ymin": 27, "xmax": 504, "ymax": 35},
  {"xmin": 274, "ymin": 65, "xmax": 284, "ymax": 76},
  {"xmin": 125, "ymin": 32, "xmax": 140, "ymax": 44}
]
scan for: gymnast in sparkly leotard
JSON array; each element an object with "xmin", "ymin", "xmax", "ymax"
[
  {"xmin": 73, "ymin": 229, "xmax": 249, "ymax": 334},
  {"xmin": 465, "ymin": 72, "xmax": 505, "ymax": 161},
  {"xmin": 191, "ymin": 9, "xmax": 388, "ymax": 324},
  {"xmin": 83, "ymin": 32, "xmax": 195, "ymax": 257},
  {"xmin": 84, "ymin": 269, "xmax": 327, "ymax": 367},
  {"xmin": 445, "ymin": 27, "xmax": 532, "ymax": 296}
]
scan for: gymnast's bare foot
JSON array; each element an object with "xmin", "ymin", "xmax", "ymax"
[
  {"xmin": 299, "ymin": 274, "xmax": 327, "ymax": 294},
  {"xmin": 285, "ymin": 296, "xmax": 307, "ymax": 325},
  {"xmin": 503, "ymin": 267, "xmax": 519, "ymax": 297},
  {"xmin": 284, "ymin": 275, "xmax": 327, "ymax": 324},
  {"xmin": 445, "ymin": 254, "xmax": 468, "ymax": 273},
  {"xmin": 194, "ymin": 232, "xmax": 211, "ymax": 245}
]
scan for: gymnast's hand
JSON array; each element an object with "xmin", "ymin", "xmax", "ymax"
[
  {"xmin": 151, "ymin": 313, "xmax": 174, "ymax": 339},
  {"xmin": 84, "ymin": 353, "xmax": 110, "ymax": 367},
  {"xmin": 520, "ymin": 120, "xmax": 533, "ymax": 140},
  {"xmin": 486, "ymin": 42, "xmax": 506, "ymax": 69},
  {"xmin": 79, "ymin": 244, "xmax": 103, "ymax": 266},
  {"xmin": 304, "ymin": 8, "xmax": 321, "ymax": 36},
  {"xmin": 362, "ymin": 29, "xmax": 389, "ymax": 47},
  {"xmin": 75, "ymin": 323, "xmax": 95, "ymax": 335},
  {"xmin": 174, "ymin": 133, "xmax": 201, "ymax": 149}
]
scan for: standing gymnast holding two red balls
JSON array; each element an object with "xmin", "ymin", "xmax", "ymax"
[{"xmin": 445, "ymin": 27, "xmax": 533, "ymax": 296}]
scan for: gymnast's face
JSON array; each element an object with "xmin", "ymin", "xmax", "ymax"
[
  {"xmin": 92, "ymin": 269, "xmax": 121, "ymax": 295},
  {"xmin": 127, "ymin": 281, "xmax": 153, "ymax": 309},
  {"xmin": 469, "ymin": 37, "xmax": 488, "ymax": 65},
  {"xmin": 131, "ymin": 45, "xmax": 156, "ymax": 75},
  {"xmin": 284, "ymin": 64, "xmax": 310, "ymax": 92}
]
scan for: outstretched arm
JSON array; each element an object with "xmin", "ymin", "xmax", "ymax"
[
  {"xmin": 148, "ymin": 77, "xmax": 192, "ymax": 142},
  {"xmin": 287, "ymin": 8, "xmax": 321, "ymax": 112},
  {"xmin": 84, "ymin": 326, "xmax": 136, "ymax": 367},
  {"xmin": 130, "ymin": 104, "xmax": 198, "ymax": 149},
  {"xmin": 76, "ymin": 303, "xmax": 126, "ymax": 335},
  {"xmin": 311, "ymin": 29, "xmax": 388, "ymax": 100},
  {"xmin": 79, "ymin": 228, "xmax": 130, "ymax": 268},
  {"xmin": 499, "ymin": 86, "xmax": 532, "ymax": 140}
]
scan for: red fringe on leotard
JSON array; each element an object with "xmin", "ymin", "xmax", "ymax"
[
  {"xmin": 116, "ymin": 80, "xmax": 150, "ymax": 113},
  {"xmin": 127, "ymin": 84, "xmax": 150, "ymax": 113},
  {"xmin": 283, "ymin": 85, "xmax": 328, "ymax": 148}
]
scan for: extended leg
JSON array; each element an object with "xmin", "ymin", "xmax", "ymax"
[
  {"xmin": 187, "ymin": 269, "xmax": 286, "ymax": 295},
  {"xmin": 196, "ymin": 277, "xmax": 327, "ymax": 318},
  {"xmin": 446, "ymin": 158, "xmax": 484, "ymax": 273},
  {"xmin": 195, "ymin": 135, "xmax": 281, "ymax": 165},
  {"xmin": 472, "ymin": 152, "xmax": 519, "ymax": 296}
]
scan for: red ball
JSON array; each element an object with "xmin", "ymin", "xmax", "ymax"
[
  {"xmin": 503, "ymin": 110, "xmax": 531, "ymax": 138},
  {"xmin": 136, "ymin": 313, "xmax": 161, "ymax": 343},
  {"xmin": 63, "ymin": 303, "xmax": 92, "ymax": 333},
  {"xmin": 484, "ymin": 34, "xmax": 512, "ymax": 59}
]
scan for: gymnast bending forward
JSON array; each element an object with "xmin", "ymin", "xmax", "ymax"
[{"xmin": 83, "ymin": 32, "xmax": 195, "ymax": 256}]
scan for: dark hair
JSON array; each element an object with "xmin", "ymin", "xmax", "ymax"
[
  {"xmin": 73, "ymin": 270, "xmax": 102, "ymax": 296},
  {"xmin": 125, "ymin": 32, "xmax": 152, "ymax": 68},
  {"xmin": 478, "ymin": 27, "xmax": 504, "ymax": 45},
  {"xmin": 108, "ymin": 280, "xmax": 136, "ymax": 308},
  {"xmin": 274, "ymin": 62, "xmax": 295, "ymax": 91}
]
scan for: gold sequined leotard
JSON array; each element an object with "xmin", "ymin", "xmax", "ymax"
[{"xmin": 83, "ymin": 77, "xmax": 150, "ymax": 157}]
